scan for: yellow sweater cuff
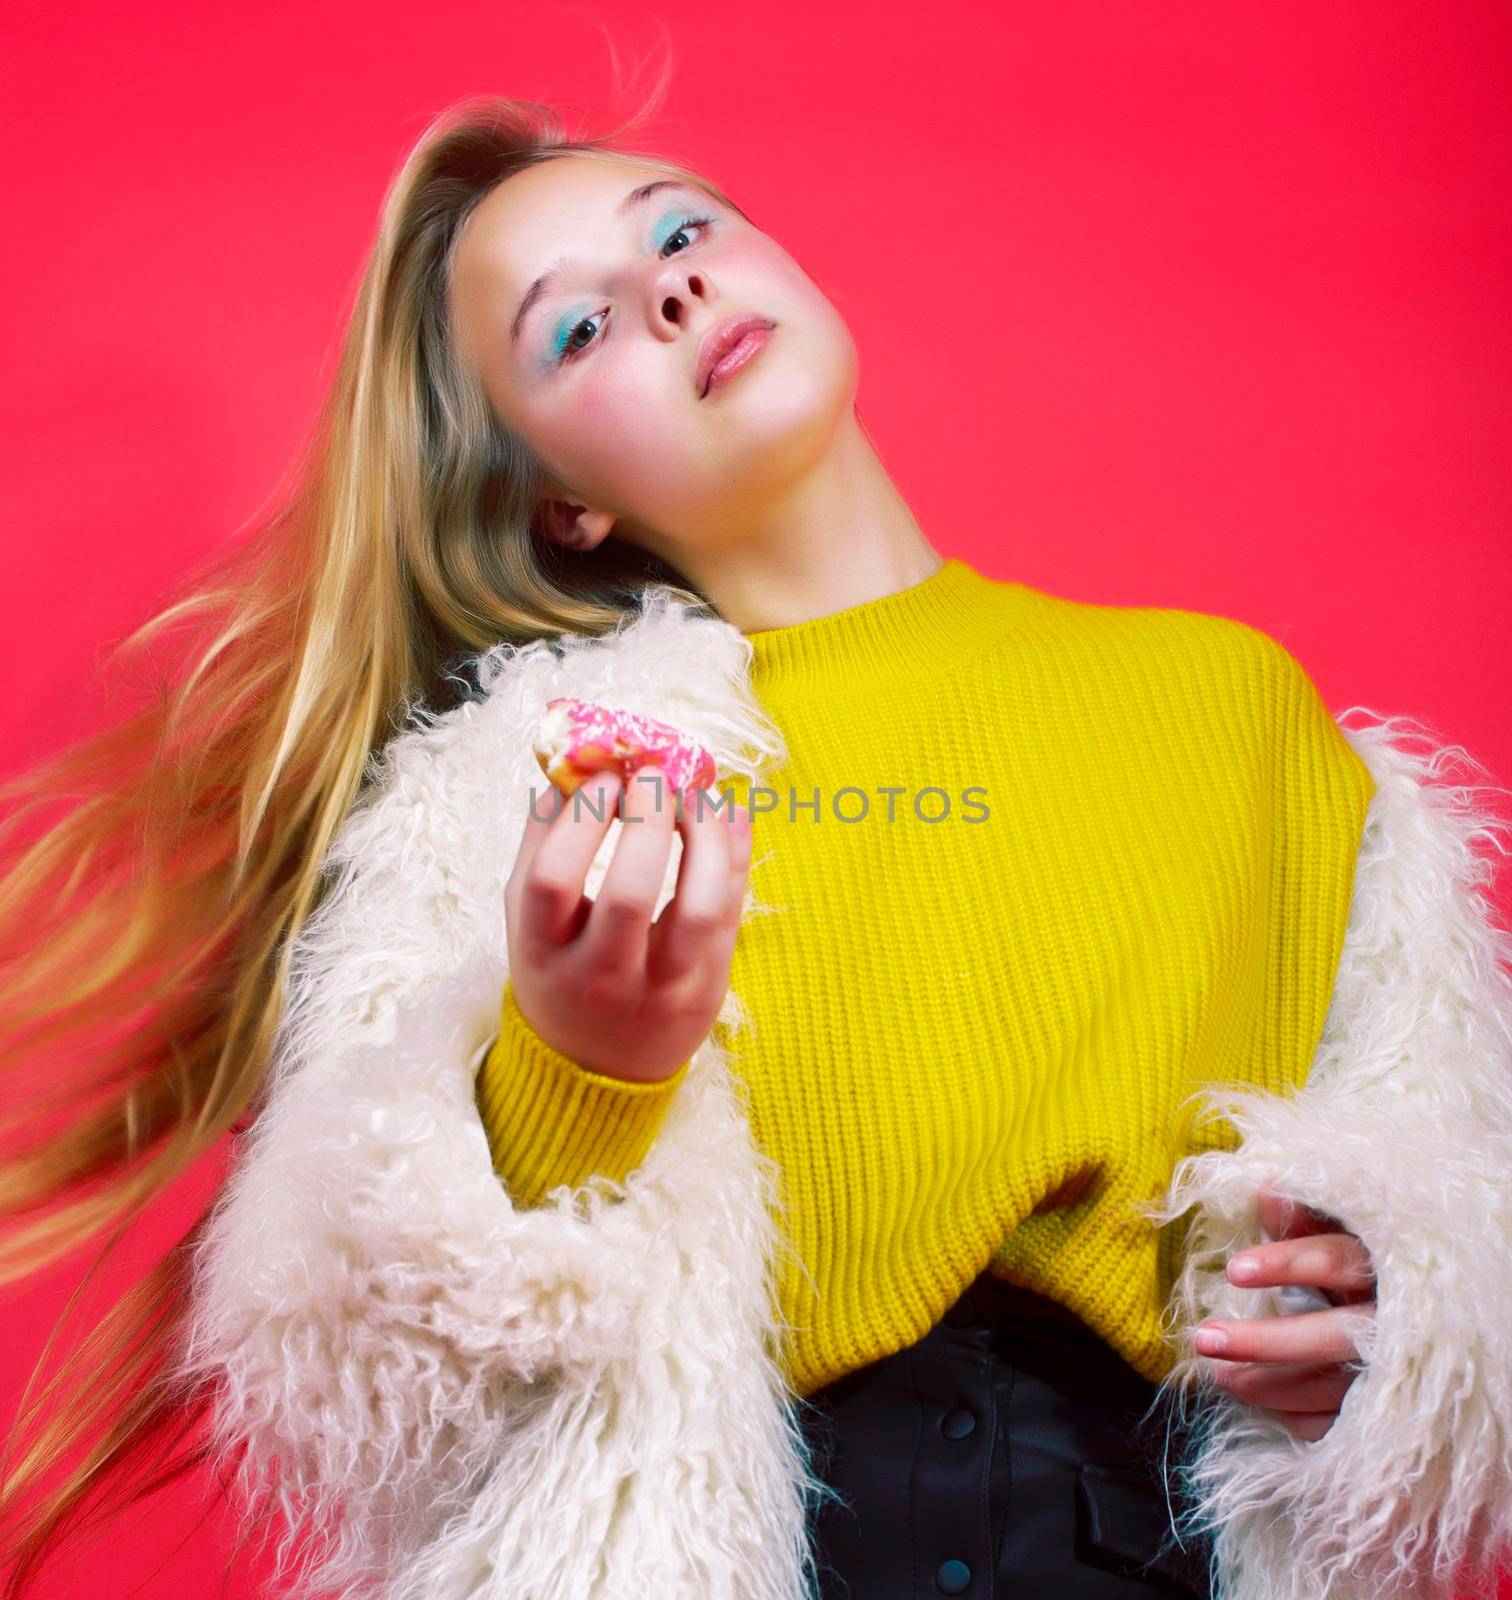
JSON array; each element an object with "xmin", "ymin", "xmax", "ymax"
[{"xmin": 475, "ymin": 981, "xmax": 691, "ymax": 1208}]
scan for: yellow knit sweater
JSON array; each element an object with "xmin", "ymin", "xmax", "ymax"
[{"xmin": 475, "ymin": 558, "xmax": 1375, "ymax": 1399}]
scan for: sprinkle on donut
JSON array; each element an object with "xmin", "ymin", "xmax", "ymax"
[{"xmin": 532, "ymin": 696, "xmax": 718, "ymax": 799}]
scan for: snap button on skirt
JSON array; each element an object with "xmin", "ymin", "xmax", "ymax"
[{"xmin": 796, "ymin": 1273, "xmax": 1215, "ymax": 1599}]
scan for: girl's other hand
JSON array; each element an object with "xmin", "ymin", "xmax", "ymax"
[
  {"xmin": 504, "ymin": 764, "xmax": 753, "ymax": 1083},
  {"xmin": 1193, "ymin": 1180, "xmax": 1378, "ymax": 1441}
]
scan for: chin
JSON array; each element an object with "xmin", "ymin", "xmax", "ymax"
[
  {"xmin": 722, "ymin": 327, "xmax": 853, "ymax": 431},
  {"xmin": 705, "ymin": 386, "xmax": 852, "ymax": 500}
]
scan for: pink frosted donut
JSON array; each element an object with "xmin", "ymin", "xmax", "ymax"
[{"xmin": 532, "ymin": 696, "xmax": 717, "ymax": 799}]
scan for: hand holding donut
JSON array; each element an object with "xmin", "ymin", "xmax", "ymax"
[{"xmin": 504, "ymin": 700, "xmax": 752, "ymax": 1084}]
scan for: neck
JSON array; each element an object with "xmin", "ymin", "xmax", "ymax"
[{"xmin": 649, "ymin": 410, "xmax": 945, "ymax": 634}]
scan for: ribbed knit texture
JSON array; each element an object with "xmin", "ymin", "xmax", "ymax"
[
  {"xmin": 476, "ymin": 558, "xmax": 1375, "ymax": 1399},
  {"xmin": 476, "ymin": 984, "xmax": 690, "ymax": 1209}
]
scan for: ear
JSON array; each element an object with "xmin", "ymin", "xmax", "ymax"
[{"xmin": 532, "ymin": 498, "xmax": 616, "ymax": 553}]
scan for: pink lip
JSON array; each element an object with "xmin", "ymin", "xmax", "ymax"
[{"xmin": 697, "ymin": 314, "xmax": 776, "ymax": 398}]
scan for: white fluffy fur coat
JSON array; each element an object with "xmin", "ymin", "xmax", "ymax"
[{"xmin": 173, "ymin": 581, "xmax": 1512, "ymax": 1600}]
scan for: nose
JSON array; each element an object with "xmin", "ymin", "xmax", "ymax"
[{"xmin": 650, "ymin": 260, "xmax": 709, "ymax": 334}]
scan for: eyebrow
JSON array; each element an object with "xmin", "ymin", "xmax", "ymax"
[{"xmin": 508, "ymin": 179, "xmax": 703, "ymax": 347}]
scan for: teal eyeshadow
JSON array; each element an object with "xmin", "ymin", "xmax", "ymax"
[
  {"xmin": 548, "ymin": 310, "xmax": 579, "ymax": 361},
  {"xmin": 651, "ymin": 207, "xmax": 696, "ymax": 251}
]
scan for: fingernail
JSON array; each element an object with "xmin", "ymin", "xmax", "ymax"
[
  {"xmin": 1196, "ymin": 1325, "xmax": 1229, "ymax": 1355},
  {"xmin": 1230, "ymin": 1254, "xmax": 1261, "ymax": 1281}
]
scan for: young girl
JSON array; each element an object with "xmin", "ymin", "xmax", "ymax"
[{"xmin": 3, "ymin": 94, "xmax": 1510, "ymax": 1600}]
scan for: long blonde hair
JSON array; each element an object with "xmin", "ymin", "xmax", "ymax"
[{"xmin": 0, "ymin": 87, "xmax": 746, "ymax": 1593}]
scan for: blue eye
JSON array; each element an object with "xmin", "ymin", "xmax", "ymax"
[
  {"xmin": 550, "ymin": 214, "xmax": 715, "ymax": 365},
  {"xmin": 655, "ymin": 213, "xmax": 714, "ymax": 256}
]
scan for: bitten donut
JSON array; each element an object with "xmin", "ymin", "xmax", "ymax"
[{"xmin": 532, "ymin": 696, "xmax": 717, "ymax": 799}]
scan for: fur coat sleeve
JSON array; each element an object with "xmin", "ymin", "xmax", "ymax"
[
  {"xmin": 172, "ymin": 582, "xmax": 1512, "ymax": 1600},
  {"xmin": 173, "ymin": 590, "xmax": 835, "ymax": 1600},
  {"xmin": 1143, "ymin": 681, "xmax": 1512, "ymax": 1600}
]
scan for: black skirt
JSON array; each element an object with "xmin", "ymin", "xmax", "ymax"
[{"xmin": 795, "ymin": 1272, "xmax": 1216, "ymax": 1599}]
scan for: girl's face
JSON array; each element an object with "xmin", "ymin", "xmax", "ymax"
[{"xmin": 449, "ymin": 153, "xmax": 859, "ymax": 558}]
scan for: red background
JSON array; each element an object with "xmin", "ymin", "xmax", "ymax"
[{"xmin": 3, "ymin": 1, "xmax": 1509, "ymax": 1593}]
